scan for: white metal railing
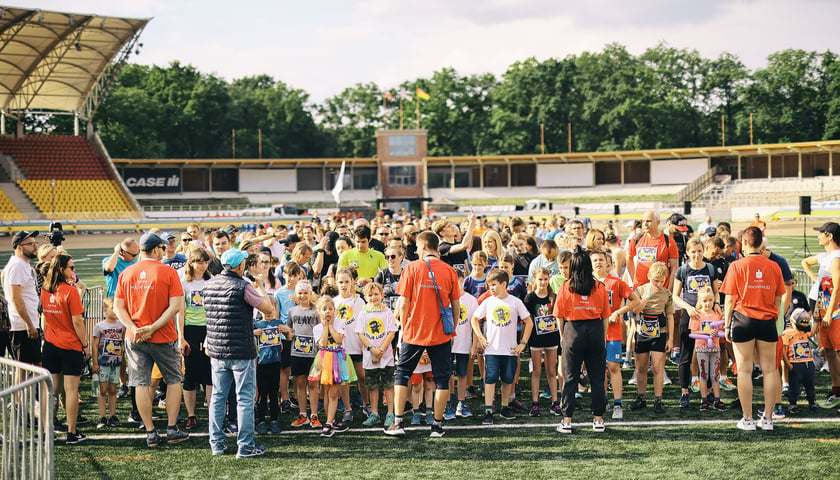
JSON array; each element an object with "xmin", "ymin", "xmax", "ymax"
[{"xmin": 0, "ymin": 358, "xmax": 54, "ymax": 480}]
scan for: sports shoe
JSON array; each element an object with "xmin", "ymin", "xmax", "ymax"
[
  {"xmin": 612, "ymin": 404, "xmax": 623, "ymax": 420},
  {"xmin": 425, "ymin": 411, "xmax": 435, "ymax": 425},
  {"xmin": 782, "ymin": 383, "xmax": 790, "ymax": 396},
  {"xmin": 109, "ymin": 415, "xmax": 120, "ymax": 427},
  {"xmin": 361, "ymin": 404, "xmax": 372, "ymax": 418},
  {"xmin": 663, "ymin": 371, "xmax": 672, "ymax": 385},
  {"xmin": 146, "ymin": 429, "xmax": 163, "ymax": 447},
  {"xmin": 332, "ymin": 421, "xmax": 349, "ymax": 433},
  {"xmin": 430, "ymin": 422, "xmax": 446, "ymax": 438},
  {"xmin": 680, "ymin": 393, "xmax": 691, "ymax": 408},
  {"xmin": 270, "ymin": 420, "xmax": 282, "ymax": 434},
  {"xmin": 629, "ymin": 396, "xmax": 647, "ymax": 411},
  {"xmin": 539, "ymin": 388, "xmax": 551, "ymax": 400},
  {"xmin": 482, "ymin": 410, "xmax": 494, "ymax": 425},
  {"xmin": 465, "ymin": 386, "xmax": 477, "ymax": 400},
  {"xmin": 819, "ymin": 394, "xmax": 840, "ymax": 409},
  {"xmin": 342, "ymin": 410, "xmax": 354, "ymax": 423},
  {"xmin": 455, "ymin": 402, "xmax": 472, "ymax": 418},
  {"xmin": 529, "ymin": 404, "xmax": 540, "ymax": 417},
  {"xmin": 127, "ymin": 410, "xmax": 143, "ymax": 425},
  {"xmin": 691, "ymin": 378, "xmax": 701, "ymax": 393},
  {"xmin": 719, "ymin": 378, "xmax": 736, "ymax": 391},
  {"xmin": 593, "ymin": 419, "xmax": 605, "ymax": 432},
  {"xmin": 757, "ymin": 407, "xmax": 786, "ymax": 420},
  {"xmin": 117, "ymin": 384, "xmax": 129, "ymax": 398},
  {"xmin": 550, "ymin": 401, "xmax": 563, "ymax": 416},
  {"xmin": 788, "ymin": 404, "xmax": 800, "ymax": 415},
  {"xmin": 53, "ymin": 418, "xmax": 68, "ymax": 433},
  {"xmin": 654, "ymin": 400, "xmax": 665, "ymax": 414},
  {"xmin": 499, "ymin": 406, "xmax": 515, "ymax": 420},
  {"xmin": 628, "ymin": 370, "xmax": 638, "ymax": 385},
  {"xmin": 76, "ymin": 415, "xmax": 90, "ymax": 426},
  {"xmin": 96, "ymin": 417, "xmax": 108, "ymax": 429},
  {"xmin": 411, "ymin": 412, "xmax": 422, "ymax": 425},
  {"xmin": 384, "ymin": 421, "xmax": 405, "ymax": 436},
  {"xmin": 508, "ymin": 399, "xmax": 527, "ymax": 412},
  {"xmin": 809, "ymin": 403, "xmax": 818, "ymax": 413},
  {"xmin": 757, "ymin": 417, "xmax": 774, "ymax": 431},
  {"xmin": 236, "ymin": 445, "xmax": 266, "ymax": 458},
  {"xmin": 288, "ymin": 396, "xmax": 298, "ymax": 409},
  {"xmin": 384, "ymin": 413, "xmax": 395, "ymax": 427},
  {"xmin": 291, "ymin": 413, "xmax": 309, "ymax": 427},
  {"xmin": 256, "ymin": 421, "xmax": 268, "ymax": 435},
  {"xmin": 66, "ymin": 430, "xmax": 87, "ymax": 445},
  {"xmin": 736, "ymin": 417, "xmax": 756, "ymax": 431},
  {"xmin": 211, "ymin": 444, "xmax": 227, "ymax": 456},
  {"xmin": 669, "ymin": 349, "xmax": 680, "ymax": 365},
  {"xmin": 443, "ymin": 404, "xmax": 456, "ymax": 421},
  {"xmin": 699, "ymin": 402, "xmax": 710, "ymax": 412},
  {"xmin": 224, "ymin": 422, "xmax": 238, "ymax": 434},
  {"xmin": 279, "ymin": 400, "xmax": 292, "ymax": 414},
  {"xmin": 166, "ymin": 426, "xmax": 189, "ymax": 444},
  {"xmin": 713, "ymin": 400, "xmax": 728, "ymax": 411},
  {"xmin": 363, "ymin": 412, "xmax": 381, "ymax": 427},
  {"xmin": 773, "ymin": 404, "xmax": 786, "ymax": 419},
  {"xmin": 184, "ymin": 416, "xmax": 198, "ymax": 431},
  {"xmin": 557, "ymin": 421, "xmax": 572, "ymax": 434},
  {"xmin": 309, "ymin": 415, "xmax": 322, "ymax": 428}
]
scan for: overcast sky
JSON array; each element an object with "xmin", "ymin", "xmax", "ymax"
[{"xmin": 16, "ymin": 0, "xmax": 840, "ymax": 102}]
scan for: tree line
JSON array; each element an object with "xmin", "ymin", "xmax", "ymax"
[{"xmin": 81, "ymin": 43, "xmax": 840, "ymax": 159}]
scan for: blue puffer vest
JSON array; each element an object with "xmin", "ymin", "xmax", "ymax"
[{"xmin": 203, "ymin": 269, "xmax": 256, "ymax": 360}]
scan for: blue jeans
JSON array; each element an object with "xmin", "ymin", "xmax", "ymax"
[{"xmin": 209, "ymin": 358, "xmax": 256, "ymax": 452}]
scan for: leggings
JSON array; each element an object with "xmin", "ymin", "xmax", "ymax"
[
  {"xmin": 787, "ymin": 362, "xmax": 816, "ymax": 406},
  {"xmin": 256, "ymin": 362, "xmax": 281, "ymax": 421},
  {"xmin": 560, "ymin": 319, "xmax": 606, "ymax": 418},
  {"xmin": 678, "ymin": 311, "xmax": 695, "ymax": 389}
]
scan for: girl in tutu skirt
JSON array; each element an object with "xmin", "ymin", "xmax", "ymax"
[{"xmin": 309, "ymin": 296, "xmax": 357, "ymax": 437}]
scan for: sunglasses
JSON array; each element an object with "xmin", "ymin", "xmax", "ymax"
[
  {"xmin": 66, "ymin": 265, "xmax": 75, "ymax": 271},
  {"xmin": 405, "ymin": 231, "xmax": 417, "ymax": 236},
  {"xmin": 386, "ymin": 254, "xmax": 399, "ymax": 259},
  {"xmin": 182, "ymin": 238, "xmax": 191, "ymax": 242},
  {"xmin": 121, "ymin": 249, "xmax": 138, "ymax": 258}
]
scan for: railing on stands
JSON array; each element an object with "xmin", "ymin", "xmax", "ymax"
[
  {"xmin": 0, "ymin": 358, "xmax": 54, "ymax": 480},
  {"xmin": 792, "ymin": 268, "xmax": 813, "ymax": 297},
  {"xmin": 82, "ymin": 286, "xmax": 105, "ymax": 397},
  {"xmin": 142, "ymin": 203, "xmax": 272, "ymax": 212},
  {"xmin": 671, "ymin": 165, "xmax": 720, "ymax": 204}
]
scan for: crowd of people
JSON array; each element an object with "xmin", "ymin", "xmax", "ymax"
[{"xmin": 2, "ymin": 210, "xmax": 839, "ymax": 456}]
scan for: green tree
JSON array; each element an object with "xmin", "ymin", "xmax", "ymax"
[{"xmin": 318, "ymin": 82, "xmax": 384, "ymax": 158}]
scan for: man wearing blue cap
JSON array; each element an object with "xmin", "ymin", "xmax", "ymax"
[
  {"xmin": 203, "ymin": 249, "xmax": 277, "ymax": 458},
  {"xmin": 114, "ymin": 232, "xmax": 189, "ymax": 447}
]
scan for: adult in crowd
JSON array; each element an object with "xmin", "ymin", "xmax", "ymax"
[
  {"xmin": 102, "ymin": 238, "xmax": 139, "ymax": 298},
  {"xmin": 312, "ymin": 231, "xmax": 340, "ymax": 287},
  {"xmin": 628, "ymin": 211, "xmax": 679, "ymax": 288},
  {"xmin": 375, "ymin": 244, "xmax": 405, "ymax": 311},
  {"xmin": 402, "ymin": 222, "xmax": 419, "ymax": 260},
  {"xmin": 435, "ymin": 213, "xmax": 476, "ymax": 274},
  {"xmin": 697, "ymin": 216, "xmax": 716, "ymax": 235},
  {"xmin": 204, "ymin": 249, "xmax": 276, "ymax": 457},
  {"xmin": 802, "ymin": 221, "xmax": 840, "ymax": 408},
  {"xmin": 337, "ymin": 225, "xmax": 387, "ymax": 286},
  {"xmin": 721, "ymin": 226, "xmax": 785, "ymax": 431},
  {"xmin": 385, "ymin": 231, "xmax": 460, "ymax": 438},
  {"xmin": 751, "ymin": 213, "xmax": 767, "ymax": 232},
  {"xmin": 553, "ymin": 247, "xmax": 610, "ymax": 434},
  {"xmin": 2, "ymin": 231, "xmax": 41, "ymax": 365},
  {"xmin": 40, "ymin": 253, "xmax": 88, "ymax": 444},
  {"xmin": 161, "ymin": 232, "xmax": 187, "ymax": 270},
  {"xmin": 584, "ymin": 228, "xmax": 606, "ymax": 251},
  {"xmin": 208, "ymin": 231, "xmax": 232, "ymax": 276},
  {"xmin": 114, "ymin": 233, "xmax": 189, "ymax": 447},
  {"xmin": 481, "ymin": 230, "xmax": 504, "ymax": 271}
]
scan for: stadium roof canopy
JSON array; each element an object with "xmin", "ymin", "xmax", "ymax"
[{"xmin": 0, "ymin": 5, "xmax": 149, "ymax": 120}]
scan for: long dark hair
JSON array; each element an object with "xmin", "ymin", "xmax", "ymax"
[
  {"xmin": 568, "ymin": 247, "xmax": 595, "ymax": 296},
  {"xmin": 43, "ymin": 253, "xmax": 73, "ymax": 294}
]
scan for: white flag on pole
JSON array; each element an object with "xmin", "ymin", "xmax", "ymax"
[{"xmin": 331, "ymin": 161, "xmax": 346, "ymax": 204}]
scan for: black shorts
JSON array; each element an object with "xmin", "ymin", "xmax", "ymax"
[
  {"xmin": 394, "ymin": 340, "xmax": 452, "ymax": 390},
  {"xmin": 9, "ymin": 330, "xmax": 42, "ymax": 365},
  {"xmin": 290, "ymin": 356, "xmax": 314, "ymax": 377},
  {"xmin": 730, "ymin": 311, "xmax": 778, "ymax": 343},
  {"xmin": 634, "ymin": 333, "xmax": 667, "ymax": 353},
  {"xmin": 183, "ymin": 326, "xmax": 211, "ymax": 390},
  {"xmin": 41, "ymin": 341, "xmax": 84, "ymax": 376},
  {"xmin": 349, "ymin": 353, "xmax": 363, "ymax": 363},
  {"xmin": 280, "ymin": 339, "xmax": 292, "ymax": 368}
]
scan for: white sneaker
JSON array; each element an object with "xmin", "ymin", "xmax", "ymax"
[
  {"xmin": 757, "ymin": 417, "xmax": 774, "ymax": 431},
  {"xmin": 628, "ymin": 371, "xmax": 638, "ymax": 385},
  {"xmin": 593, "ymin": 419, "xmax": 605, "ymax": 432},
  {"xmin": 663, "ymin": 371, "xmax": 672, "ymax": 385},
  {"xmin": 736, "ymin": 417, "xmax": 756, "ymax": 431},
  {"xmin": 612, "ymin": 405, "xmax": 623, "ymax": 420},
  {"xmin": 556, "ymin": 421, "xmax": 572, "ymax": 434}
]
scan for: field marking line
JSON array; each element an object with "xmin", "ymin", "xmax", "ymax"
[{"xmin": 81, "ymin": 456, "xmax": 154, "ymax": 461}]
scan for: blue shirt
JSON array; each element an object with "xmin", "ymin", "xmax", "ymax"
[
  {"xmin": 102, "ymin": 256, "xmax": 137, "ymax": 297},
  {"xmin": 274, "ymin": 286, "xmax": 296, "ymax": 325},
  {"xmin": 254, "ymin": 318, "xmax": 283, "ymax": 364}
]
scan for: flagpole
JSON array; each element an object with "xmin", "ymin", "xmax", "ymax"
[
  {"xmin": 399, "ymin": 98, "xmax": 404, "ymax": 130},
  {"xmin": 416, "ymin": 95, "xmax": 420, "ymax": 129},
  {"xmin": 383, "ymin": 95, "xmax": 387, "ymax": 128}
]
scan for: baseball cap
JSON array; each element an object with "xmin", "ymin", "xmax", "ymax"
[
  {"xmin": 668, "ymin": 213, "xmax": 688, "ymax": 231},
  {"xmin": 705, "ymin": 227, "xmax": 717, "ymax": 237},
  {"xmin": 160, "ymin": 232, "xmax": 176, "ymax": 242},
  {"xmin": 295, "ymin": 281, "xmax": 312, "ymax": 293},
  {"xmin": 139, "ymin": 233, "xmax": 165, "ymax": 251},
  {"xmin": 220, "ymin": 249, "xmax": 248, "ymax": 269},
  {"xmin": 790, "ymin": 308, "xmax": 811, "ymax": 330},
  {"xmin": 11, "ymin": 230, "xmax": 39, "ymax": 249},
  {"xmin": 279, "ymin": 233, "xmax": 301, "ymax": 245},
  {"xmin": 813, "ymin": 222, "xmax": 840, "ymax": 239}
]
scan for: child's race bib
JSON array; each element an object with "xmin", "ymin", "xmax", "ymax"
[
  {"xmin": 535, "ymin": 315, "xmax": 557, "ymax": 335},
  {"xmin": 791, "ymin": 340, "xmax": 812, "ymax": 361},
  {"xmin": 293, "ymin": 335, "xmax": 313, "ymax": 354},
  {"xmin": 638, "ymin": 314, "xmax": 661, "ymax": 339}
]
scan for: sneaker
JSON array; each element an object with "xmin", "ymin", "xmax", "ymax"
[
  {"xmin": 788, "ymin": 404, "xmax": 800, "ymax": 415},
  {"xmin": 529, "ymin": 404, "xmax": 541, "ymax": 417},
  {"xmin": 288, "ymin": 396, "xmax": 298, "ymax": 409},
  {"xmin": 819, "ymin": 394, "xmax": 840, "ymax": 409},
  {"xmin": 332, "ymin": 421, "xmax": 349, "ymax": 433},
  {"xmin": 612, "ymin": 405, "xmax": 623, "ymax": 420},
  {"xmin": 167, "ymin": 426, "xmax": 189, "ymax": 444},
  {"xmin": 663, "ymin": 371, "xmax": 672, "ymax": 385},
  {"xmin": 211, "ymin": 444, "xmax": 227, "ymax": 456},
  {"xmin": 719, "ymin": 377, "xmax": 736, "ymax": 391},
  {"xmin": 76, "ymin": 415, "xmax": 90, "ymax": 426},
  {"xmin": 752, "ymin": 366, "xmax": 763, "ymax": 381},
  {"xmin": 557, "ymin": 421, "xmax": 572, "ymax": 434},
  {"xmin": 465, "ymin": 386, "xmax": 478, "ymax": 400},
  {"xmin": 109, "ymin": 415, "xmax": 120, "ymax": 427},
  {"xmin": 117, "ymin": 385, "xmax": 129, "ymax": 398},
  {"xmin": 309, "ymin": 415, "xmax": 322, "ymax": 428},
  {"xmin": 680, "ymin": 393, "xmax": 691, "ymax": 408},
  {"xmin": 425, "ymin": 411, "xmax": 435, "ymax": 425},
  {"xmin": 773, "ymin": 404, "xmax": 786, "ymax": 419},
  {"xmin": 782, "ymin": 383, "xmax": 790, "ymax": 395},
  {"xmin": 699, "ymin": 402, "xmax": 710, "ymax": 412},
  {"xmin": 362, "ymin": 404, "xmax": 373, "ymax": 418},
  {"xmin": 691, "ymin": 378, "xmax": 701, "ymax": 393},
  {"xmin": 96, "ymin": 417, "xmax": 108, "ymax": 429},
  {"xmin": 53, "ymin": 418, "xmax": 68, "ymax": 433},
  {"xmin": 669, "ymin": 350, "xmax": 680, "ymax": 365},
  {"xmin": 279, "ymin": 400, "xmax": 292, "ymax": 414},
  {"xmin": 411, "ymin": 412, "xmax": 422, "ymax": 426},
  {"xmin": 127, "ymin": 410, "xmax": 143, "ymax": 425},
  {"xmin": 508, "ymin": 399, "xmax": 527, "ymax": 413},
  {"xmin": 236, "ymin": 445, "xmax": 266, "ymax": 458},
  {"xmin": 146, "ymin": 430, "xmax": 163, "ymax": 447},
  {"xmin": 224, "ymin": 422, "xmax": 238, "ymax": 434},
  {"xmin": 443, "ymin": 404, "xmax": 456, "ymax": 421},
  {"xmin": 539, "ymin": 388, "xmax": 551, "ymax": 400},
  {"xmin": 66, "ymin": 430, "xmax": 87, "ymax": 445},
  {"xmin": 629, "ymin": 397, "xmax": 647, "ymax": 411},
  {"xmin": 455, "ymin": 402, "xmax": 472, "ymax": 418},
  {"xmin": 736, "ymin": 417, "xmax": 756, "ymax": 431},
  {"xmin": 654, "ymin": 400, "xmax": 665, "ymax": 414},
  {"xmin": 713, "ymin": 401, "xmax": 728, "ymax": 411},
  {"xmin": 628, "ymin": 370, "xmax": 638, "ymax": 385},
  {"xmin": 383, "ymin": 421, "xmax": 405, "ymax": 436},
  {"xmin": 550, "ymin": 401, "xmax": 563, "ymax": 416},
  {"xmin": 430, "ymin": 422, "xmax": 445, "ymax": 438},
  {"xmin": 158, "ymin": 398, "xmax": 167, "ymax": 408},
  {"xmin": 342, "ymin": 410, "xmax": 354, "ymax": 423},
  {"xmin": 621, "ymin": 361, "xmax": 633, "ymax": 370},
  {"xmin": 757, "ymin": 408, "xmax": 786, "ymax": 420},
  {"xmin": 482, "ymin": 410, "xmax": 494, "ymax": 425},
  {"xmin": 256, "ymin": 421, "xmax": 268, "ymax": 435},
  {"xmin": 363, "ymin": 412, "xmax": 381, "ymax": 427},
  {"xmin": 809, "ymin": 404, "xmax": 818, "ymax": 413},
  {"xmin": 184, "ymin": 416, "xmax": 198, "ymax": 431},
  {"xmin": 593, "ymin": 419, "xmax": 605, "ymax": 432},
  {"xmin": 384, "ymin": 413, "xmax": 395, "ymax": 427},
  {"xmin": 757, "ymin": 417, "xmax": 774, "ymax": 431},
  {"xmin": 499, "ymin": 406, "xmax": 515, "ymax": 420},
  {"xmin": 291, "ymin": 414, "xmax": 309, "ymax": 428}
]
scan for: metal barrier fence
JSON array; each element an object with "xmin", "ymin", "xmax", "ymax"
[
  {"xmin": 82, "ymin": 286, "xmax": 105, "ymax": 398},
  {"xmin": 791, "ymin": 267, "xmax": 813, "ymax": 297},
  {"xmin": 0, "ymin": 358, "xmax": 54, "ymax": 480}
]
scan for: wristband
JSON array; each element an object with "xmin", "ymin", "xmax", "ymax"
[
  {"xmin": 81, "ymin": 345, "xmax": 88, "ymax": 349},
  {"xmin": 648, "ymin": 293, "xmax": 653, "ymax": 300},
  {"xmin": 519, "ymin": 340, "xmax": 527, "ymax": 345}
]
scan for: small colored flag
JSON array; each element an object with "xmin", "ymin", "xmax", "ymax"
[
  {"xmin": 331, "ymin": 161, "xmax": 346, "ymax": 204},
  {"xmin": 416, "ymin": 87, "xmax": 430, "ymax": 100},
  {"xmin": 384, "ymin": 92, "xmax": 394, "ymax": 102}
]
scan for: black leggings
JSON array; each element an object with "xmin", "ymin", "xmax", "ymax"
[
  {"xmin": 678, "ymin": 311, "xmax": 695, "ymax": 390},
  {"xmin": 788, "ymin": 362, "xmax": 816, "ymax": 406},
  {"xmin": 560, "ymin": 319, "xmax": 606, "ymax": 417},
  {"xmin": 256, "ymin": 363, "xmax": 281, "ymax": 422}
]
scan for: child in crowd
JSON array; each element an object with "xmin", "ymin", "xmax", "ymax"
[
  {"xmin": 92, "ymin": 298, "xmax": 126, "ymax": 429},
  {"xmin": 273, "ymin": 261, "xmax": 303, "ymax": 413},
  {"xmin": 356, "ymin": 282, "xmax": 398, "ymax": 427},
  {"xmin": 471, "ymin": 269, "xmax": 533, "ymax": 424},
  {"xmin": 310, "ymin": 296, "xmax": 356, "ymax": 437},
  {"xmin": 334, "ymin": 267, "xmax": 369, "ymax": 421},
  {"xmin": 524, "ymin": 267, "xmax": 561, "ymax": 417},
  {"xmin": 688, "ymin": 286, "xmax": 727, "ymax": 412},
  {"xmin": 629, "ymin": 262, "xmax": 674, "ymax": 414},
  {"xmin": 494, "ymin": 254, "xmax": 528, "ymax": 301},
  {"xmin": 253, "ymin": 309, "xmax": 293, "ymax": 434},
  {"xmin": 463, "ymin": 251, "xmax": 488, "ymax": 297},
  {"xmin": 782, "ymin": 308, "xmax": 818, "ymax": 414},
  {"xmin": 288, "ymin": 281, "xmax": 322, "ymax": 429},
  {"xmin": 549, "ymin": 250, "xmax": 573, "ymax": 294},
  {"xmin": 451, "ymin": 269, "xmax": 479, "ymax": 418}
]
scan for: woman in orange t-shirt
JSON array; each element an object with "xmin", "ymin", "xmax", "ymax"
[
  {"xmin": 553, "ymin": 247, "xmax": 612, "ymax": 434},
  {"xmin": 40, "ymin": 253, "xmax": 89, "ymax": 443}
]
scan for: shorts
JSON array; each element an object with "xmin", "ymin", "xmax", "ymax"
[
  {"xmin": 97, "ymin": 364, "xmax": 121, "ymax": 385},
  {"xmin": 605, "ymin": 340, "xmax": 623, "ymax": 363},
  {"xmin": 365, "ymin": 366, "xmax": 395, "ymax": 389},
  {"xmin": 817, "ymin": 301, "xmax": 840, "ymax": 350},
  {"xmin": 41, "ymin": 341, "xmax": 84, "ymax": 376},
  {"xmin": 349, "ymin": 353, "xmax": 363, "ymax": 363},
  {"xmin": 151, "ymin": 359, "xmax": 185, "ymax": 380},
  {"xmin": 409, "ymin": 371, "xmax": 434, "ymax": 385},
  {"xmin": 290, "ymin": 356, "xmax": 315, "ymax": 377},
  {"xmin": 394, "ymin": 341, "xmax": 452, "ymax": 390},
  {"xmin": 730, "ymin": 311, "xmax": 778, "ymax": 344},
  {"xmin": 451, "ymin": 353, "xmax": 471, "ymax": 378},
  {"xmin": 280, "ymin": 339, "xmax": 292, "ymax": 368},
  {"xmin": 9, "ymin": 330, "xmax": 42, "ymax": 365},
  {"xmin": 125, "ymin": 340, "xmax": 183, "ymax": 387},
  {"xmin": 634, "ymin": 333, "xmax": 667, "ymax": 353},
  {"xmin": 484, "ymin": 354, "xmax": 517, "ymax": 385},
  {"xmin": 183, "ymin": 325, "xmax": 211, "ymax": 390}
]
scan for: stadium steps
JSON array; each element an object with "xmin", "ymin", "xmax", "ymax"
[{"xmin": 0, "ymin": 182, "xmax": 43, "ymax": 220}]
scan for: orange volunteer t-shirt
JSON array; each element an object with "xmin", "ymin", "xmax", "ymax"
[
  {"xmin": 553, "ymin": 281, "xmax": 611, "ymax": 321},
  {"xmin": 720, "ymin": 254, "xmax": 784, "ymax": 321},
  {"xmin": 628, "ymin": 232, "xmax": 678, "ymax": 286},
  {"xmin": 115, "ymin": 258, "xmax": 184, "ymax": 343},
  {"xmin": 396, "ymin": 258, "xmax": 459, "ymax": 346},
  {"xmin": 41, "ymin": 282, "xmax": 84, "ymax": 351},
  {"xmin": 602, "ymin": 274, "xmax": 633, "ymax": 341}
]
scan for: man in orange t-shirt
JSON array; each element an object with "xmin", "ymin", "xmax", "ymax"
[
  {"xmin": 627, "ymin": 211, "xmax": 679, "ymax": 288},
  {"xmin": 385, "ymin": 231, "xmax": 460, "ymax": 438},
  {"xmin": 721, "ymin": 226, "xmax": 784, "ymax": 431},
  {"xmin": 115, "ymin": 233, "xmax": 188, "ymax": 446},
  {"xmin": 750, "ymin": 213, "xmax": 767, "ymax": 232}
]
